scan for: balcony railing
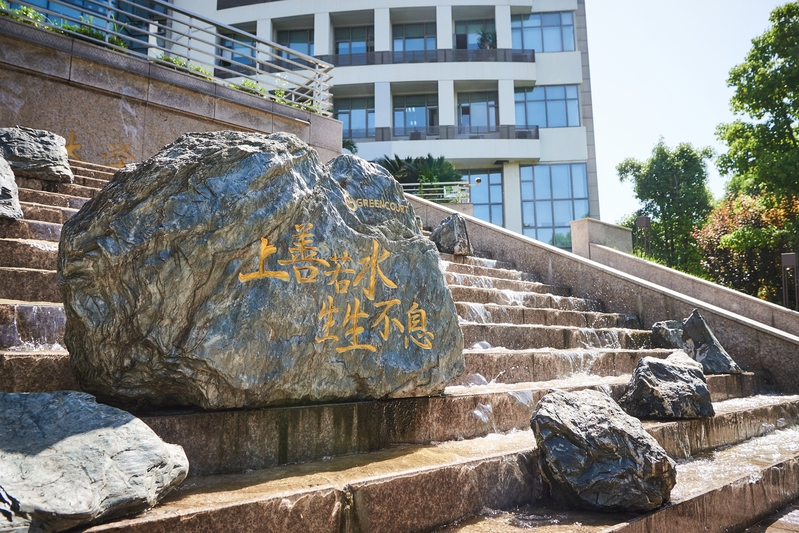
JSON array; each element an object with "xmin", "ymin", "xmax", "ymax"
[
  {"xmin": 317, "ymin": 48, "xmax": 535, "ymax": 67},
  {"xmin": 401, "ymin": 181, "xmax": 475, "ymax": 204},
  {"xmin": 1, "ymin": 0, "xmax": 333, "ymax": 115},
  {"xmin": 344, "ymin": 125, "xmax": 539, "ymax": 141}
]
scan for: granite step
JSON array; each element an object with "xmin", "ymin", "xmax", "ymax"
[
  {"xmin": 445, "ymin": 271, "xmax": 570, "ymax": 296},
  {"xmin": 449, "ymin": 285, "xmax": 603, "ymax": 312},
  {"xmin": 460, "ymin": 323, "xmax": 652, "ymax": 351},
  {"xmin": 439, "ymin": 252, "xmax": 514, "ymax": 271},
  {"xmin": 69, "ymin": 158, "xmax": 117, "ymax": 175},
  {"xmin": 17, "ymin": 188, "xmax": 89, "ymax": 209},
  {"xmin": 0, "ymin": 267, "xmax": 60, "ymax": 302},
  {"xmin": 0, "ymin": 350, "xmax": 76, "ymax": 393},
  {"xmin": 0, "ymin": 218, "xmax": 61, "ymax": 241},
  {"xmin": 0, "ymin": 299, "xmax": 65, "ymax": 350},
  {"xmin": 440, "ymin": 260, "xmax": 542, "ymax": 284},
  {"xmin": 54, "ymin": 181, "xmax": 102, "ymax": 199},
  {"xmin": 20, "ymin": 201, "xmax": 78, "ymax": 224},
  {"xmin": 71, "ymin": 173, "xmax": 110, "ymax": 189},
  {"xmin": 0, "ymin": 238, "xmax": 58, "ymax": 269},
  {"xmin": 456, "ymin": 302, "xmax": 639, "ymax": 329},
  {"xmin": 443, "ymin": 425, "xmax": 799, "ymax": 533},
  {"xmin": 745, "ymin": 500, "xmax": 799, "ymax": 532}
]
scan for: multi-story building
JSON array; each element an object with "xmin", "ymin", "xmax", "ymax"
[{"xmin": 174, "ymin": 0, "xmax": 599, "ymax": 248}]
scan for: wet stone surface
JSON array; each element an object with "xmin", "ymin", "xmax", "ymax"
[
  {"xmin": 59, "ymin": 131, "xmax": 463, "ymax": 410},
  {"xmin": 431, "ymin": 212, "xmax": 473, "ymax": 256},
  {"xmin": 0, "ymin": 155, "xmax": 23, "ymax": 220},
  {"xmin": 683, "ymin": 309, "xmax": 742, "ymax": 374}
]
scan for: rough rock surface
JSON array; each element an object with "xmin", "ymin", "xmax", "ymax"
[
  {"xmin": 531, "ymin": 389, "xmax": 676, "ymax": 512},
  {"xmin": 59, "ymin": 131, "xmax": 464, "ymax": 410},
  {"xmin": 652, "ymin": 319, "xmax": 684, "ymax": 350},
  {"xmin": 619, "ymin": 351, "xmax": 715, "ymax": 419},
  {"xmin": 430, "ymin": 213, "xmax": 473, "ymax": 256},
  {"xmin": 683, "ymin": 309, "xmax": 742, "ymax": 374},
  {"xmin": 0, "ymin": 156, "xmax": 23, "ymax": 220},
  {"xmin": 0, "ymin": 391, "xmax": 188, "ymax": 533},
  {"xmin": 0, "ymin": 127, "xmax": 73, "ymax": 183}
]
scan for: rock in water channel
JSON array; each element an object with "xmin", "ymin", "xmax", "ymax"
[
  {"xmin": 0, "ymin": 156, "xmax": 23, "ymax": 220},
  {"xmin": 58, "ymin": 131, "xmax": 464, "ymax": 410},
  {"xmin": 682, "ymin": 309, "xmax": 742, "ymax": 374},
  {"xmin": 0, "ymin": 391, "xmax": 188, "ymax": 532},
  {"xmin": 431, "ymin": 212, "xmax": 473, "ymax": 256},
  {"xmin": 531, "ymin": 389, "xmax": 676, "ymax": 512},
  {"xmin": 0, "ymin": 126, "xmax": 73, "ymax": 183},
  {"xmin": 619, "ymin": 351, "xmax": 715, "ymax": 419}
]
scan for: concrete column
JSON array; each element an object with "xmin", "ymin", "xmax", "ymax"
[
  {"xmin": 256, "ymin": 18, "xmax": 273, "ymax": 64},
  {"xmin": 375, "ymin": 81, "xmax": 392, "ymax": 128},
  {"xmin": 314, "ymin": 12, "xmax": 331, "ymax": 57},
  {"xmin": 438, "ymin": 79, "xmax": 455, "ymax": 127},
  {"xmin": 498, "ymin": 78, "xmax": 516, "ymax": 126},
  {"xmin": 436, "ymin": 5, "xmax": 452, "ymax": 49},
  {"xmin": 503, "ymin": 162, "xmax": 523, "ymax": 233},
  {"xmin": 495, "ymin": 4, "xmax": 512, "ymax": 49},
  {"xmin": 374, "ymin": 8, "xmax": 391, "ymax": 52}
]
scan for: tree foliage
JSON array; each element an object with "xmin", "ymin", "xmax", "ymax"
[
  {"xmin": 716, "ymin": 1, "xmax": 799, "ymax": 195},
  {"xmin": 617, "ymin": 139, "xmax": 714, "ymax": 275},
  {"xmin": 374, "ymin": 154, "xmax": 461, "ymax": 184},
  {"xmin": 694, "ymin": 193, "xmax": 799, "ymax": 302}
]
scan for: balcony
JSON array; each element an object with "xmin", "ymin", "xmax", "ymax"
[
  {"xmin": 344, "ymin": 125, "xmax": 539, "ymax": 142},
  {"xmin": 317, "ymin": 48, "xmax": 534, "ymax": 67}
]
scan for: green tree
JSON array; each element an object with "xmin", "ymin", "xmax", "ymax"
[
  {"xmin": 374, "ymin": 154, "xmax": 460, "ymax": 184},
  {"xmin": 617, "ymin": 139, "xmax": 714, "ymax": 275},
  {"xmin": 716, "ymin": 1, "xmax": 799, "ymax": 196}
]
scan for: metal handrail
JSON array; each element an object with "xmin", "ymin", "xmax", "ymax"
[
  {"xmin": 1, "ymin": 0, "xmax": 333, "ymax": 115},
  {"xmin": 401, "ymin": 181, "xmax": 474, "ymax": 204}
]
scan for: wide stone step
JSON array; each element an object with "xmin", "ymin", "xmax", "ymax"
[
  {"xmin": 0, "ymin": 299, "xmax": 65, "ymax": 350},
  {"xmin": 0, "ymin": 238, "xmax": 58, "ymax": 269},
  {"xmin": 460, "ymin": 323, "xmax": 651, "ymax": 351},
  {"xmin": 439, "ymin": 252, "xmax": 515, "ymax": 271},
  {"xmin": 456, "ymin": 302, "xmax": 638, "ymax": 329},
  {"xmin": 17, "ymin": 188, "xmax": 89, "ymax": 209},
  {"xmin": 0, "ymin": 350, "xmax": 76, "ymax": 393},
  {"xmin": 449, "ymin": 285, "xmax": 602, "ymax": 312},
  {"xmin": 745, "ymin": 501, "xmax": 799, "ymax": 532},
  {"xmin": 445, "ymin": 272, "xmax": 569, "ymax": 296},
  {"xmin": 0, "ymin": 267, "xmax": 60, "ymax": 302},
  {"xmin": 0, "ymin": 218, "xmax": 61, "ymax": 241},
  {"xmin": 69, "ymin": 158, "xmax": 117, "ymax": 175},
  {"xmin": 55, "ymin": 181, "xmax": 102, "ymax": 199},
  {"xmin": 72, "ymin": 173, "xmax": 110, "ymax": 189},
  {"xmin": 440, "ymin": 260, "xmax": 542, "ymax": 284},
  {"xmin": 83, "ymin": 431, "xmax": 537, "ymax": 533},
  {"xmin": 444, "ymin": 425, "xmax": 799, "ymax": 533},
  {"xmin": 20, "ymin": 201, "xmax": 77, "ymax": 224}
]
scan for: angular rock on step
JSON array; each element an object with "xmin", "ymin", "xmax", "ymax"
[
  {"xmin": 683, "ymin": 309, "xmax": 742, "ymax": 374},
  {"xmin": 0, "ymin": 126, "xmax": 74, "ymax": 183},
  {"xmin": 531, "ymin": 389, "xmax": 676, "ymax": 512},
  {"xmin": 430, "ymin": 212, "xmax": 473, "ymax": 256},
  {"xmin": 619, "ymin": 350, "xmax": 715, "ymax": 419},
  {"xmin": 0, "ymin": 391, "xmax": 188, "ymax": 533},
  {"xmin": 651, "ymin": 319, "xmax": 685, "ymax": 349},
  {"xmin": 0, "ymin": 156, "xmax": 23, "ymax": 220},
  {"xmin": 59, "ymin": 131, "xmax": 464, "ymax": 410}
]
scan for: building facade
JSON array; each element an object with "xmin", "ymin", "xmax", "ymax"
[{"xmin": 173, "ymin": 0, "xmax": 599, "ymax": 248}]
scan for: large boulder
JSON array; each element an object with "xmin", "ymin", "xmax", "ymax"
[
  {"xmin": 58, "ymin": 131, "xmax": 464, "ymax": 410},
  {"xmin": 430, "ymin": 212, "xmax": 473, "ymax": 256},
  {"xmin": 0, "ymin": 391, "xmax": 188, "ymax": 533},
  {"xmin": 651, "ymin": 319, "xmax": 684, "ymax": 350},
  {"xmin": 682, "ymin": 309, "xmax": 742, "ymax": 374},
  {"xmin": 0, "ymin": 156, "xmax": 23, "ymax": 220},
  {"xmin": 0, "ymin": 126, "xmax": 73, "ymax": 183},
  {"xmin": 531, "ymin": 389, "xmax": 676, "ymax": 512},
  {"xmin": 619, "ymin": 351, "xmax": 715, "ymax": 419}
]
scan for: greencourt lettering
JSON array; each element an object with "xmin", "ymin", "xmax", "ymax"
[{"xmin": 354, "ymin": 198, "xmax": 411, "ymax": 214}]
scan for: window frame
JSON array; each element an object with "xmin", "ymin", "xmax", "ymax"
[
  {"xmin": 334, "ymin": 97, "xmax": 376, "ymax": 139},
  {"xmin": 511, "ymin": 11, "xmax": 575, "ymax": 53},
  {"xmin": 393, "ymin": 94, "xmax": 439, "ymax": 136},
  {"xmin": 515, "ymin": 85, "xmax": 580, "ymax": 129}
]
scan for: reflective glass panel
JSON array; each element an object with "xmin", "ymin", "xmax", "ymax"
[
  {"xmin": 572, "ymin": 164, "xmax": 588, "ymax": 197},
  {"xmin": 536, "ymin": 200, "xmax": 553, "ymax": 226},
  {"xmin": 546, "ymin": 100, "xmax": 567, "ymax": 127},
  {"xmin": 534, "ymin": 166, "xmax": 551, "ymax": 199},
  {"xmin": 551, "ymin": 165, "xmax": 571, "ymax": 198},
  {"xmin": 553, "ymin": 200, "xmax": 573, "ymax": 225}
]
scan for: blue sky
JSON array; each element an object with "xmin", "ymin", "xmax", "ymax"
[{"xmin": 585, "ymin": 0, "xmax": 786, "ymax": 224}]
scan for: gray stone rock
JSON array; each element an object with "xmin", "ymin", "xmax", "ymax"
[
  {"xmin": 0, "ymin": 156, "xmax": 23, "ymax": 220},
  {"xmin": 0, "ymin": 391, "xmax": 188, "ymax": 533},
  {"xmin": 430, "ymin": 213, "xmax": 473, "ymax": 256},
  {"xmin": 59, "ymin": 131, "xmax": 464, "ymax": 410},
  {"xmin": 651, "ymin": 319, "xmax": 684, "ymax": 349},
  {"xmin": 682, "ymin": 309, "xmax": 742, "ymax": 374},
  {"xmin": 0, "ymin": 127, "xmax": 73, "ymax": 183},
  {"xmin": 531, "ymin": 389, "xmax": 676, "ymax": 512},
  {"xmin": 619, "ymin": 351, "xmax": 715, "ymax": 419}
]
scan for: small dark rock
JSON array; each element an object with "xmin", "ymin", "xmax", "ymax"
[
  {"xmin": 0, "ymin": 126, "xmax": 73, "ymax": 183},
  {"xmin": 531, "ymin": 389, "xmax": 676, "ymax": 512},
  {"xmin": 682, "ymin": 309, "xmax": 742, "ymax": 374},
  {"xmin": 651, "ymin": 319, "xmax": 684, "ymax": 349},
  {"xmin": 0, "ymin": 156, "xmax": 23, "ymax": 219},
  {"xmin": 430, "ymin": 213, "xmax": 473, "ymax": 256},
  {"xmin": 619, "ymin": 351, "xmax": 715, "ymax": 419}
]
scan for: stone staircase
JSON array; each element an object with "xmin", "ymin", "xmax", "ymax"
[{"xmin": 3, "ymin": 162, "xmax": 799, "ymax": 532}]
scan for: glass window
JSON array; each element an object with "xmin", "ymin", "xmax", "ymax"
[
  {"xmin": 393, "ymin": 94, "xmax": 438, "ymax": 136},
  {"xmin": 276, "ymin": 28, "xmax": 314, "ymax": 69},
  {"xmin": 334, "ymin": 97, "xmax": 375, "ymax": 139},
  {"xmin": 458, "ymin": 92, "xmax": 498, "ymax": 135},
  {"xmin": 463, "ymin": 170, "xmax": 503, "ymax": 226},
  {"xmin": 218, "ymin": 23, "xmax": 258, "ymax": 74},
  {"xmin": 335, "ymin": 26, "xmax": 374, "ymax": 65},
  {"xmin": 515, "ymin": 85, "xmax": 580, "ymax": 129},
  {"xmin": 393, "ymin": 22, "xmax": 436, "ymax": 62},
  {"xmin": 454, "ymin": 19, "xmax": 495, "ymax": 50},
  {"xmin": 511, "ymin": 11, "xmax": 575, "ymax": 52},
  {"xmin": 520, "ymin": 163, "xmax": 589, "ymax": 250}
]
